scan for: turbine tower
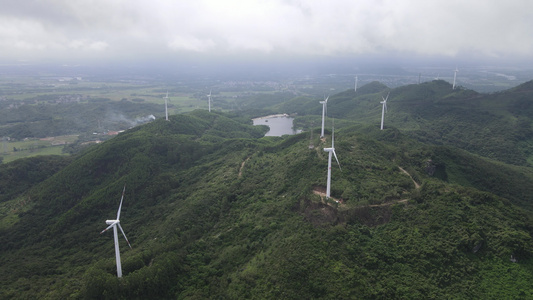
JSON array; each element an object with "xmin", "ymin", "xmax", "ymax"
[
  {"xmin": 452, "ymin": 67, "xmax": 458, "ymax": 90},
  {"xmin": 354, "ymin": 76, "xmax": 358, "ymax": 92},
  {"xmin": 308, "ymin": 123, "xmax": 314, "ymax": 149},
  {"xmin": 164, "ymin": 91, "xmax": 169, "ymax": 121},
  {"xmin": 323, "ymin": 122, "xmax": 341, "ymax": 200},
  {"xmin": 380, "ymin": 92, "xmax": 389, "ymax": 130},
  {"xmin": 320, "ymin": 95, "xmax": 329, "ymax": 138},
  {"xmin": 101, "ymin": 185, "xmax": 132, "ymax": 278},
  {"xmin": 207, "ymin": 90, "xmax": 212, "ymax": 112}
]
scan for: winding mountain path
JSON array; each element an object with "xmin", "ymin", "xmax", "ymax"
[
  {"xmin": 398, "ymin": 166, "xmax": 420, "ymax": 189},
  {"xmin": 367, "ymin": 199, "xmax": 409, "ymax": 207},
  {"xmin": 312, "ymin": 188, "xmax": 408, "ymax": 209},
  {"xmin": 238, "ymin": 156, "xmax": 250, "ymax": 178}
]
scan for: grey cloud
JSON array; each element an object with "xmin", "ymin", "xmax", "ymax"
[{"xmin": 1, "ymin": 0, "xmax": 532, "ymax": 63}]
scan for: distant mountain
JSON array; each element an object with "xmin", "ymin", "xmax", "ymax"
[
  {"xmin": 510, "ymin": 80, "xmax": 533, "ymax": 92},
  {"xmin": 1, "ymin": 106, "xmax": 533, "ymax": 299},
  {"xmin": 283, "ymin": 80, "xmax": 533, "ymax": 166}
]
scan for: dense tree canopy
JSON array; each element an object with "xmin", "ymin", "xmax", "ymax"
[{"xmin": 1, "ymin": 81, "xmax": 533, "ymax": 299}]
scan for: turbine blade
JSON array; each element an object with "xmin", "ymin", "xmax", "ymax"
[
  {"xmin": 384, "ymin": 103, "xmax": 388, "ymax": 113},
  {"xmin": 100, "ymin": 223, "xmax": 115, "ymax": 234},
  {"xmin": 118, "ymin": 224, "xmax": 132, "ymax": 249},
  {"xmin": 117, "ymin": 185, "xmax": 126, "ymax": 220},
  {"xmin": 332, "ymin": 150, "xmax": 342, "ymax": 171},
  {"xmin": 385, "ymin": 92, "xmax": 390, "ymax": 101}
]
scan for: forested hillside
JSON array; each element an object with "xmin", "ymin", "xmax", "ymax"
[
  {"xmin": 1, "ymin": 81, "xmax": 533, "ymax": 299},
  {"xmin": 285, "ymin": 80, "xmax": 533, "ymax": 167}
]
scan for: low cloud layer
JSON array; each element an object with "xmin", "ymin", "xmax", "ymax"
[{"xmin": 2, "ymin": 0, "xmax": 532, "ymax": 64}]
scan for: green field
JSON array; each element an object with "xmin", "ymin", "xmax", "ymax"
[{"xmin": 1, "ymin": 135, "xmax": 78, "ymax": 163}]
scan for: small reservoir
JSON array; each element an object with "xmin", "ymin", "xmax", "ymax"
[{"xmin": 252, "ymin": 114, "xmax": 302, "ymax": 137}]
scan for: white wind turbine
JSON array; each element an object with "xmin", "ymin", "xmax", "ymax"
[
  {"xmin": 323, "ymin": 122, "xmax": 341, "ymax": 200},
  {"xmin": 164, "ymin": 91, "xmax": 169, "ymax": 121},
  {"xmin": 354, "ymin": 76, "xmax": 358, "ymax": 92},
  {"xmin": 101, "ymin": 185, "xmax": 132, "ymax": 278},
  {"xmin": 320, "ymin": 95, "xmax": 329, "ymax": 138},
  {"xmin": 207, "ymin": 90, "xmax": 212, "ymax": 112},
  {"xmin": 380, "ymin": 92, "xmax": 389, "ymax": 130},
  {"xmin": 452, "ymin": 66, "xmax": 458, "ymax": 90}
]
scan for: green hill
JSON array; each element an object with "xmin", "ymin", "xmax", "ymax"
[
  {"xmin": 1, "ymin": 104, "xmax": 533, "ymax": 299},
  {"xmin": 285, "ymin": 80, "xmax": 533, "ymax": 166}
]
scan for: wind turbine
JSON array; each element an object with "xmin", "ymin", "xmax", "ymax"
[
  {"xmin": 354, "ymin": 76, "xmax": 358, "ymax": 92},
  {"xmin": 101, "ymin": 185, "xmax": 132, "ymax": 278},
  {"xmin": 380, "ymin": 92, "xmax": 389, "ymax": 130},
  {"xmin": 207, "ymin": 90, "xmax": 212, "ymax": 112},
  {"xmin": 452, "ymin": 66, "xmax": 458, "ymax": 90},
  {"xmin": 323, "ymin": 121, "xmax": 341, "ymax": 200},
  {"xmin": 308, "ymin": 123, "xmax": 314, "ymax": 149},
  {"xmin": 164, "ymin": 91, "xmax": 169, "ymax": 121},
  {"xmin": 320, "ymin": 95, "xmax": 329, "ymax": 138}
]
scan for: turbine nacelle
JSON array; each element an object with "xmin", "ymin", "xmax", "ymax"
[
  {"xmin": 324, "ymin": 148, "xmax": 341, "ymax": 170},
  {"xmin": 380, "ymin": 92, "xmax": 390, "ymax": 130},
  {"xmin": 380, "ymin": 100, "xmax": 388, "ymax": 112},
  {"xmin": 322, "ymin": 125, "xmax": 341, "ymax": 199},
  {"xmin": 381, "ymin": 93, "xmax": 389, "ymax": 111},
  {"xmin": 382, "ymin": 92, "xmax": 390, "ymax": 102}
]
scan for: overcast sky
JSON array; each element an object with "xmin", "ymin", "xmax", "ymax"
[{"xmin": 2, "ymin": 0, "xmax": 533, "ymax": 66}]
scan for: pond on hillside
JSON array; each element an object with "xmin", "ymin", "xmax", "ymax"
[{"xmin": 252, "ymin": 114, "xmax": 302, "ymax": 137}]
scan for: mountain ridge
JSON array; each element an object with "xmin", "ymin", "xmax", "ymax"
[{"xmin": 1, "ymin": 81, "xmax": 533, "ymax": 298}]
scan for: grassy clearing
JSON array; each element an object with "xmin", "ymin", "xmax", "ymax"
[
  {"xmin": 0, "ymin": 196, "xmax": 32, "ymax": 230},
  {"xmin": 1, "ymin": 135, "xmax": 78, "ymax": 163}
]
